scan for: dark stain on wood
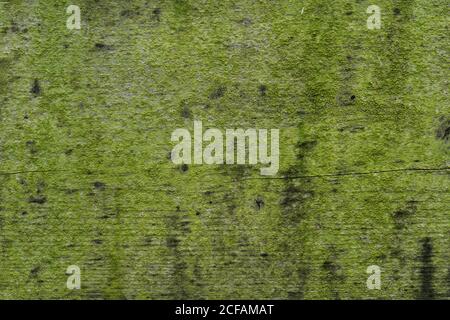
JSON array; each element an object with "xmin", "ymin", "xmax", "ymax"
[
  {"xmin": 209, "ymin": 85, "xmax": 226, "ymax": 100},
  {"xmin": 28, "ymin": 195, "xmax": 47, "ymax": 205},
  {"xmin": 417, "ymin": 237, "xmax": 435, "ymax": 300},
  {"xmin": 436, "ymin": 117, "xmax": 450, "ymax": 142},
  {"xmin": 30, "ymin": 79, "xmax": 41, "ymax": 96}
]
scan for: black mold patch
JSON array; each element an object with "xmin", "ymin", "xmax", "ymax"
[
  {"xmin": 65, "ymin": 188, "xmax": 78, "ymax": 195},
  {"xmin": 94, "ymin": 43, "xmax": 114, "ymax": 51},
  {"xmin": 181, "ymin": 103, "xmax": 191, "ymax": 118},
  {"xmin": 26, "ymin": 140, "xmax": 38, "ymax": 154},
  {"xmin": 209, "ymin": 85, "xmax": 226, "ymax": 100},
  {"xmin": 280, "ymin": 184, "xmax": 313, "ymax": 223},
  {"xmin": 337, "ymin": 92, "xmax": 356, "ymax": 106},
  {"xmin": 30, "ymin": 79, "xmax": 41, "ymax": 96},
  {"xmin": 322, "ymin": 260, "xmax": 340, "ymax": 274},
  {"xmin": 93, "ymin": 181, "xmax": 106, "ymax": 190},
  {"xmin": 143, "ymin": 236, "xmax": 152, "ymax": 245},
  {"xmin": 296, "ymin": 140, "xmax": 317, "ymax": 155},
  {"xmin": 417, "ymin": 237, "xmax": 435, "ymax": 300},
  {"xmin": 338, "ymin": 124, "xmax": 365, "ymax": 133},
  {"xmin": 30, "ymin": 266, "xmax": 40, "ymax": 277},
  {"xmin": 255, "ymin": 196, "xmax": 264, "ymax": 210},
  {"xmin": 153, "ymin": 8, "xmax": 162, "ymax": 21},
  {"xmin": 436, "ymin": 117, "xmax": 450, "ymax": 142},
  {"xmin": 258, "ymin": 84, "xmax": 267, "ymax": 96},
  {"xmin": 392, "ymin": 201, "xmax": 416, "ymax": 230},
  {"xmin": 165, "ymin": 230, "xmax": 183, "ymax": 249},
  {"xmin": 120, "ymin": 9, "xmax": 138, "ymax": 18},
  {"xmin": 322, "ymin": 246, "xmax": 345, "ymax": 299},
  {"xmin": 287, "ymin": 266, "xmax": 309, "ymax": 299},
  {"xmin": 9, "ymin": 20, "xmax": 19, "ymax": 33},
  {"xmin": 281, "ymin": 185, "xmax": 314, "ymax": 206},
  {"xmin": 239, "ymin": 17, "xmax": 253, "ymax": 26},
  {"xmin": 28, "ymin": 195, "xmax": 47, "ymax": 204},
  {"xmin": 165, "ymin": 207, "xmax": 191, "ymax": 298}
]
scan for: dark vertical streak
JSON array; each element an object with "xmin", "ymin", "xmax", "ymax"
[{"xmin": 417, "ymin": 237, "xmax": 435, "ymax": 300}]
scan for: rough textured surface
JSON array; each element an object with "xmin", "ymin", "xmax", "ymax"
[{"xmin": 0, "ymin": 0, "xmax": 448, "ymax": 299}]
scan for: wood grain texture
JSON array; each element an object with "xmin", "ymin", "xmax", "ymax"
[{"xmin": 0, "ymin": 0, "xmax": 448, "ymax": 299}]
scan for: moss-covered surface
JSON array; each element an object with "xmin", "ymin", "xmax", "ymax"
[{"xmin": 0, "ymin": 0, "xmax": 448, "ymax": 299}]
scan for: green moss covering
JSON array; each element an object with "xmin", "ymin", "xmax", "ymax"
[{"xmin": 0, "ymin": 0, "xmax": 448, "ymax": 299}]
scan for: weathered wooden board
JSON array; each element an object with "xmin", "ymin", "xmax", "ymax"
[{"xmin": 0, "ymin": 0, "xmax": 448, "ymax": 299}]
